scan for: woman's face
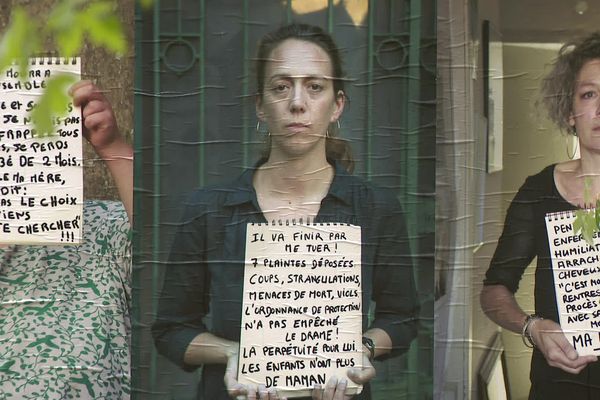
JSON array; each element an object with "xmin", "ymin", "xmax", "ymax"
[
  {"xmin": 256, "ymin": 39, "xmax": 344, "ymax": 159},
  {"xmin": 570, "ymin": 58, "xmax": 600, "ymax": 152}
]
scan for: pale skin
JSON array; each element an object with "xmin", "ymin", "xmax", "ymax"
[
  {"xmin": 182, "ymin": 39, "xmax": 393, "ymax": 400},
  {"xmin": 0, "ymin": 80, "xmax": 132, "ymax": 249},
  {"xmin": 70, "ymin": 80, "xmax": 133, "ymax": 222},
  {"xmin": 481, "ymin": 58, "xmax": 600, "ymax": 374}
]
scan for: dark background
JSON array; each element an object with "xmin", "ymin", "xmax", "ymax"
[{"xmin": 133, "ymin": 1, "xmax": 435, "ymax": 399}]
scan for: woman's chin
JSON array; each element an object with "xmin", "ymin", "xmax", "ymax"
[{"xmin": 271, "ymin": 136, "xmax": 325, "ymax": 158}]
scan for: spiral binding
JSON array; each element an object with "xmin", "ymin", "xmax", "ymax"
[
  {"xmin": 29, "ymin": 57, "xmax": 78, "ymax": 66},
  {"xmin": 545, "ymin": 210, "xmax": 578, "ymax": 221},
  {"xmin": 249, "ymin": 219, "xmax": 356, "ymax": 226}
]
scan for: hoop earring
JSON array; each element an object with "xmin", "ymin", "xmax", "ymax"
[
  {"xmin": 326, "ymin": 120, "xmax": 341, "ymax": 138},
  {"xmin": 566, "ymin": 134, "xmax": 578, "ymax": 160},
  {"xmin": 256, "ymin": 121, "xmax": 270, "ymax": 137}
]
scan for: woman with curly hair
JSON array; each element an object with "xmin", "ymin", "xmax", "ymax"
[{"xmin": 481, "ymin": 32, "xmax": 600, "ymax": 399}]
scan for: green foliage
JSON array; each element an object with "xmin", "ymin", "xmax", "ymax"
[
  {"xmin": 47, "ymin": 0, "xmax": 126, "ymax": 57},
  {"xmin": 139, "ymin": 0, "xmax": 154, "ymax": 9},
  {"xmin": 80, "ymin": 3, "xmax": 126, "ymax": 54},
  {"xmin": 572, "ymin": 180, "xmax": 600, "ymax": 245},
  {"xmin": 0, "ymin": 8, "xmax": 40, "ymax": 78},
  {"xmin": 573, "ymin": 208, "xmax": 596, "ymax": 245},
  {"xmin": 30, "ymin": 74, "xmax": 77, "ymax": 136},
  {"xmin": 0, "ymin": 0, "xmax": 128, "ymax": 136},
  {"xmin": 46, "ymin": 0, "xmax": 86, "ymax": 58}
]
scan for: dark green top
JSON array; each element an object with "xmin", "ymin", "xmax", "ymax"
[{"xmin": 153, "ymin": 162, "xmax": 418, "ymax": 400}]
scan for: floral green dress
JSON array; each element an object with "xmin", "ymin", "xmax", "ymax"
[{"xmin": 0, "ymin": 201, "xmax": 131, "ymax": 399}]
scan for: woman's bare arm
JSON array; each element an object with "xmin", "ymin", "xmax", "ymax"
[
  {"xmin": 70, "ymin": 80, "xmax": 133, "ymax": 222},
  {"xmin": 481, "ymin": 284, "xmax": 597, "ymax": 374}
]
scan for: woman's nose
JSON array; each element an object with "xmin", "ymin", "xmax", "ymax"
[{"xmin": 289, "ymin": 85, "xmax": 306, "ymax": 113}]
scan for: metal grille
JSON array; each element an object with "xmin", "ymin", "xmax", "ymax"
[{"xmin": 133, "ymin": 1, "xmax": 435, "ymax": 398}]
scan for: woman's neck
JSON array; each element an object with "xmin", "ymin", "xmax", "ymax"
[
  {"xmin": 254, "ymin": 151, "xmax": 334, "ymax": 220},
  {"xmin": 579, "ymin": 149, "xmax": 600, "ymax": 177},
  {"xmin": 556, "ymin": 156, "xmax": 600, "ymax": 208},
  {"xmin": 577, "ymin": 156, "xmax": 600, "ymax": 204},
  {"xmin": 258, "ymin": 155, "xmax": 333, "ymax": 198}
]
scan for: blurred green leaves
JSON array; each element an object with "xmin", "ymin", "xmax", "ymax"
[
  {"xmin": 139, "ymin": 0, "xmax": 155, "ymax": 9},
  {"xmin": 46, "ymin": 1, "xmax": 86, "ymax": 58},
  {"xmin": 0, "ymin": 8, "xmax": 40, "ymax": 79},
  {"xmin": 572, "ymin": 180, "xmax": 600, "ymax": 245},
  {"xmin": 31, "ymin": 74, "xmax": 78, "ymax": 137},
  {"xmin": 0, "ymin": 0, "xmax": 131, "ymax": 136},
  {"xmin": 47, "ymin": 0, "xmax": 126, "ymax": 58},
  {"xmin": 80, "ymin": 3, "xmax": 126, "ymax": 54},
  {"xmin": 573, "ymin": 208, "xmax": 596, "ymax": 245}
]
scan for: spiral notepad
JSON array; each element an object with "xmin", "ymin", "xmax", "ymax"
[
  {"xmin": 545, "ymin": 210, "xmax": 600, "ymax": 356},
  {"xmin": 0, "ymin": 57, "xmax": 82, "ymax": 244},
  {"xmin": 238, "ymin": 221, "xmax": 363, "ymax": 398}
]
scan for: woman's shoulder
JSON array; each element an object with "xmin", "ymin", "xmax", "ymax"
[
  {"xmin": 519, "ymin": 163, "xmax": 557, "ymax": 191},
  {"xmin": 508, "ymin": 164, "xmax": 567, "ymax": 208},
  {"xmin": 84, "ymin": 199, "xmax": 127, "ymax": 219},
  {"xmin": 184, "ymin": 183, "xmax": 233, "ymax": 202},
  {"xmin": 181, "ymin": 172, "xmax": 254, "ymax": 210},
  {"xmin": 82, "ymin": 200, "xmax": 131, "ymax": 253},
  {"xmin": 520, "ymin": 161, "xmax": 580, "ymax": 192},
  {"xmin": 553, "ymin": 159, "xmax": 580, "ymax": 181},
  {"xmin": 335, "ymin": 172, "xmax": 404, "ymax": 210}
]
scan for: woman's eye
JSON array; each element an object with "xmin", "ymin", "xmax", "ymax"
[
  {"xmin": 273, "ymin": 84, "xmax": 289, "ymax": 93},
  {"xmin": 581, "ymin": 91, "xmax": 597, "ymax": 99},
  {"xmin": 309, "ymin": 83, "xmax": 323, "ymax": 92}
]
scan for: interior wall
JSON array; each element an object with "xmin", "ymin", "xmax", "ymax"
[
  {"xmin": 434, "ymin": 0, "xmax": 474, "ymax": 398},
  {"xmin": 500, "ymin": 0, "xmax": 600, "ymax": 43},
  {"xmin": 440, "ymin": 0, "xmax": 588, "ymax": 398},
  {"xmin": 498, "ymin": 42, "xmax": 565, "ymax": 400},
  {"xmin": 435, "ymin": 0, "xmax": 501, "ymax": 398},
  {"xmin": 469, "ymin": 33, "xmax": 568, "ymax": 400},
  {"xmin": 469, "ymin": 0, "xmax": 504, "ymax": 399}
]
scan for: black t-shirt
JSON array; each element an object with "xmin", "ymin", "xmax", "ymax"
[{"xmin": 485, "ymin": 164, "xmax": 600, "ymax": 391}]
